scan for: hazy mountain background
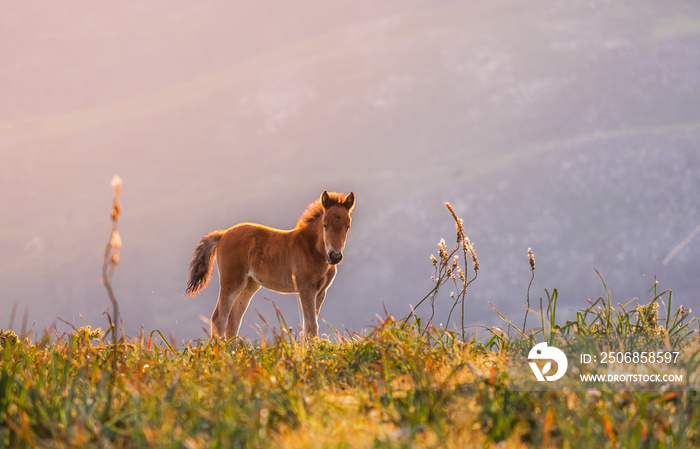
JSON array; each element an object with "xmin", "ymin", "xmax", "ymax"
[{"xmin": 2, "ymin": 1, "xmax": 699, "ymax": 341}]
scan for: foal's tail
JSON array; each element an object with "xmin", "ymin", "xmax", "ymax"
[{"xmin": 186, "ymin": 230, "xmax": 225, "ymax": 297}]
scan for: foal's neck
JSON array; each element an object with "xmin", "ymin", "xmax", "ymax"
[{"xmin": 296, "ymin": 214, "xmax": 325, "ymax": 255}]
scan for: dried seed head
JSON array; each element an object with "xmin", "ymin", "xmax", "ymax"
[
  {"xmin": 457, "ymin": 266, "xmax": 466, "ymax": 284},
  {"xmin": 438, "ymin": 238, "xmax": 448, "ymax": 263},
  {"xmin": 528, "ymin": 247, "xmax": 536, "ymax": 272},
  {"xmin": 445, "ymin": 202, "xmax": 465, "ymax": 242},
  {"xmin": 680, "ymin": 305, "xmax": 691, "ymax": 317},
  {"xmin": 109, "ymin": 176, "xmax": 122, "ymax": 221},
  {"xmin": 110, "ymin": 231, "xmax": 122, "ymax": 249},
  {"xmin": 111, "ymin": 175, "xmax": 122, "ymax": 189},
  {"xmin": 110, "ymin": 204, "xmax": 121, "ymax": 220},
  {"xmin": 466, "ymin": 238, "xmax": 479, "ymax": 273},
  {"xmin": 430, "ymin": 254, "xmax": 438, "ymax": 266}
]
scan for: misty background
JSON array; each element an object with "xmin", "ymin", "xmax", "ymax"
[{"xmin": 2, "ymin": 1, "xmax": 699, "ymax": 341}]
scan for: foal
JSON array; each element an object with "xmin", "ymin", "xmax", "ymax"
[{"xmin": 186, "ymin": 190, "xmax": 355, "ymax": 339}]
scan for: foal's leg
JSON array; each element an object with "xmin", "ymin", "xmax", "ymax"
[
  {"xmin": 298, "ymin": 286, "xmax": 319, "ymax": 338},
  {"xmin": 315, "ymin": 290, "xmax": 327, "ymax": 318},
  {"xmin": 211, "ymin": 274, "xmax": 247, "ymax": 339},
  {"xmin": 315, "ymin": 266, "xmax": 337, "ymax": 317},
  {"xmin": 225, "ymin": 277, "xmax": 261, "ymax": 339}
]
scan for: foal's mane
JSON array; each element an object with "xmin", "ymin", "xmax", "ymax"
[{"xmin": 296, "ymin": 192, "xmax": 348, "ymax": 228}]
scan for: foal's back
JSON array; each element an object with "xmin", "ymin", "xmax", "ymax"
[{"xmin": 216, "ymin": 222, "xmax": 297, "ymax": 294}]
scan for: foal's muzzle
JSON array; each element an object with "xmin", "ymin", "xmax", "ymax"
[{"xmin": 328, "ymin": 250, "xmax": 343, "ymax": 265}]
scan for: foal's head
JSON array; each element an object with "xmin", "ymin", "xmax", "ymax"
[{"xmin": 320, "ymin": 190, "xmax": 355, "ymax": 265}]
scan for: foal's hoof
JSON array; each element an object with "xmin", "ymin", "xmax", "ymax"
[{"xmin": 300, "ymin": 331, "xmax": 320, "ymax": 341}]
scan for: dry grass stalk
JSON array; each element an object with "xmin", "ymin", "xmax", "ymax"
[{"xmin": 103, "ymin": 175, "xmax": 122, "ymax": 341}]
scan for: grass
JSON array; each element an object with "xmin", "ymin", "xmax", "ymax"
[
  {"xmin": 2, "ymin": 199, "xmax": 700, "ymax": 448},
  {"xmin": 2, "ymin": 306, "xmax": 700, "ymax": 448}
]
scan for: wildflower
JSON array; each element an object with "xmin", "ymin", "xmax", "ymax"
[
  {"xmin": 636, "ymin": 302, "xmax": 660, "ymax": 334},
  {"xmin": 430, "ymin": 254, "xmax": 438, "ymax": 266},
  {"xmin": 528, "ymin": 248, "xmax": 536, "ymax": 272},
  {"xmin": 260, "ymin": 407, "xmax": 270, "ymax": 425},
  {"xmin": 78, "ymin": 325, "xmax": 104, "ymax": 341},
  {"xmin": 0, "ymin": 329, "xmax": 19, "ymax": 348}
]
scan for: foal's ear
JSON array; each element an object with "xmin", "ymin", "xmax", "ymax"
[
  {"xmin": 321, "ymin": 190, "xmax": 333, "ymax": 209},
  {"xmin": 343, "ymin": 191, "xmax": 355, "ymax": 211}
]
